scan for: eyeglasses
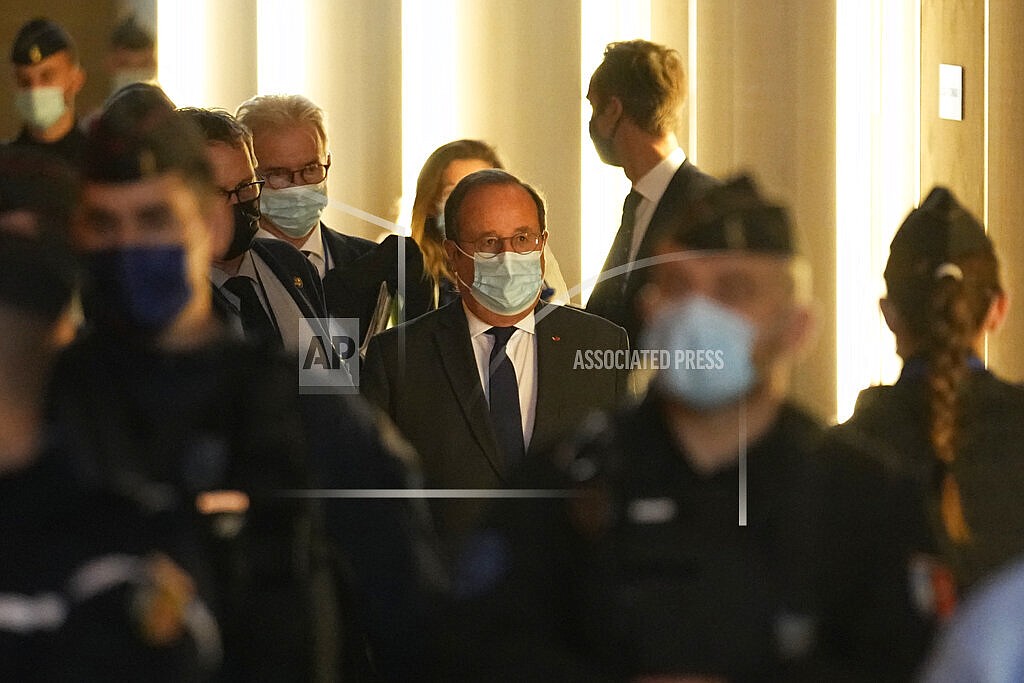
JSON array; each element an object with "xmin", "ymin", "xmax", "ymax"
[
  {"xmin": 258, "ymin": 155, "xmax": 332, "ymax": 189},
  {"xmin": 220, "ymin": 179, "xmax": 265, "ymax": 204},
  {"xmin": 456, "ymin": 232, "xmax": 546, "ymax": 259}
]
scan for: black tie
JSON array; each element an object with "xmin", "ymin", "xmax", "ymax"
[
  {"xmin": 223, "ymin": 276, "xmax": 279, "ymax": 346},
  {"xmin": 486, "ymin": 326, "xmax": 525, "ymax": 470},
  {"xmin": 598, "ymin": 189, "xmax": 643, "ymax": 293}
]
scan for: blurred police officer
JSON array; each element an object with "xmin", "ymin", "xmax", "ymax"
[
  {"xmin": 7, "ymin": 18, "xmax": 87, "ymax": 166},
  {"xmin": 49, "ymin": 85, "xmax": 445, "ymax": 681},
  {"xmin": 0, "ymin": 146, "xmax": 217, "ymax": 681},
  {"xmin": 447, "ymin": 177, "xmax": 933, "ymax": 682}
]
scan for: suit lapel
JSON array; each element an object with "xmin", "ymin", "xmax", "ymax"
[
  {"xmin": 433, "ymin": 303, "xmax": 505, "ymax": 479},
  {"xmin": 531, "ymin": 303, "xmax": 569, "ymax": 456}
]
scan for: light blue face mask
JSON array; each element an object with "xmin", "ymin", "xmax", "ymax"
[
  {"xmin": 461, "ymin": 249, "xmax": 543, "ymax": 316},
  {"xmin": 259, "ymin": 182, "xmax": 328, "ymax": 239},
  {"xmin": 640, "ymin": 294, "xmax": 756, "ymax": 409},
  {"xmin": 14, "ymin": 86, "xmax": 66, "ymax": 130}
]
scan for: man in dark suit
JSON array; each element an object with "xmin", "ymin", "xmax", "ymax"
[
  {"xmin": 178, "ymin": 107, "xmax": 329, "ymax": 351},
  {"xmin": 362, "ymin": 169, "xmax": 629, "ymax": 559},
  {"xmin": 236, "ymin": 94, "xmax": 431, "ymax": 341},
  {"xmin": 584, "ymin": 39, "xmax": 719, "ymax": 343}
]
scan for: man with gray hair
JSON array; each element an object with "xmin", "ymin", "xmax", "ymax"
[{"xmin": 237, "ymin": 94, "xmax": 431, "ymax": 341}]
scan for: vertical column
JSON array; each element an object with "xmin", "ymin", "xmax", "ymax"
[
  {"xmin": 985, "ymin": 1, "xmax": 1024, "ymax": 380},
  {"xmin": 693, "ymin": 0, "xmax": 839, "ymax": 422}
]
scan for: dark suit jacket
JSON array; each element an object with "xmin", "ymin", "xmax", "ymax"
[
  {"xmin": 211, "ymin": 237, "xmax": 328, "ymax": 344},
  {"xmin": 586, "ymin": 159, "xmax": 719, "ymax": 342},
  {"xmin": 361, "ymin": 300, "xmax": 629, "ymax": 558},
  {"xmin": 322, "ymin": 228, "xmax": 433, "ymax": 342}
]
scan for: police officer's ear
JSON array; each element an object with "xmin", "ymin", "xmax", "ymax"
[
  {"xmin": 635, "ymin": 281, "xmax": 660, "ymax": 328},
  {"xmin": 982, "ymin": 290, "xmax": 1009, "ymax": 335},
  {"xmin": 879, "ymin": 297, "xmax": 900, "ymax": 335},
  {"xmin": 781, "ymin": 302, "xmax": 816, "ymax": 359}
]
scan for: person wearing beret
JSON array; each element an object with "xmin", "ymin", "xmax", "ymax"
[
  {"xmin": 842, "ymin": 187, "xmax": 1024, "ymax": 598},
  {"xmin": 584, "ymin": 39, "xmax": 719, "ymax": 344},
  {"xmin": 7, "ymin": 17, "xmax": 87, "ymax": 166},
  {"xmin": 443, "ymin": 176, "xmax": 934, "ymax": 681},
  {"xmin": 0, "ymin": 146, "xmax": 218, "ymax": 681}
]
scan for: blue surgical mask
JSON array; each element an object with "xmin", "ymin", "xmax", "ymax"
[
  {"xmin": 259, "ymin": 182, "xmax": 328, "ymax": 239},
  {"xmin": 84, "ymin": 245, "xmax": 192, "ymax": 333},
  {"xmin": 640, "ymin": 295, "xmax": 756, "ymax": 409},
  {"xmin": 461, "ymin": 249, "xmax": 543, "ymax": 316},
  {"xmin": 14, "ymin": 86, "xmax": 67, "ymax": 130}
]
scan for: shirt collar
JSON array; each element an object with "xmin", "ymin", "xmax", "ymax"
[
  {"xmin": 634, "ymin": 147, "xmax": 686, "ymax": 202},
  {"xmin": 255, "ymin": 222, "xmax": 326, "ymax": 260},
  {"xmin": 463, "ymin": 302, "xmax": 536, "ymax": 339},
  {"xmin": 209, "ymin": 251, "xmax": 256, "ymax": 287}
]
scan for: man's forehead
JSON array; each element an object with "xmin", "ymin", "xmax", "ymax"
[
  {"xmin": 82, "ymin": 173, "xmax": 192, "ymax": 208},
  {"xmin": 654, "ymin": 249, "xmax": 790, "ymax": 277},
  {"xmin": 14, "ymin": 50, "xmax": 73, "ymax": 75}
]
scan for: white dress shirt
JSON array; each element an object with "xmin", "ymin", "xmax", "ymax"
[
  {"xmin": 257, "ymin": 222, "xmax": 333, "ymax": 279},
  {"xmin": 627, "ymin": 146, "xmax": 687, "ymax": 273},
  {"xmin": 464, "ymin": 304, "xmax": 538, "ymax": 450}
]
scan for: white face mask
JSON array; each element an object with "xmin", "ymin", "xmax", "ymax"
[
  {"xmin": 640, "ymin": 295, "xmax": 756, "ymax": 409},
  {"xmin": 110, "ymin": 68, "xmax": 157, "ymax": 96},
  {"xmin": 259, "ymin": 182, "xmax": 329, "ymax": 239},
  {"xmin": 459, "ymin": 249, "xmax": 544, "ymax": 316},
  {"xmin": 14, "ymin": 86, "xmax": 67, "ymax": 130}
]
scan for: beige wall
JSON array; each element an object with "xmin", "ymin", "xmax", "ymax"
[
  {"xmin": 694, "ymin": 0, "xmax": 838, "ymax": 421},
  {"xmin": 921, "ymin": 0, "xmax": 1024, "ymax": 382}
]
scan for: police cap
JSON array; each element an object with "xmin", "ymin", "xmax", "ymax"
[
  {"xmin": 675, "ymin": 174, "xmax": 794, "ymax": 254},
  {"xmin": 11, "ymin": 17, "xmax": 75, "ymax": 65}
]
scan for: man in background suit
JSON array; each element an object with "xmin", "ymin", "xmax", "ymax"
[
  {"xmin": 362, "ymin": 169, "xmax": 629, "ymax": 560},
  {"xmin": 178, "ymin": 107, "xmax": 328, "ymax": 352},
  {"xmin": 585, "ymin": 39, "xmax": 718, "ymax": 343},
  {"xmin": 236, "ymin": 94, "xmax": 431, "ymax": 341}
]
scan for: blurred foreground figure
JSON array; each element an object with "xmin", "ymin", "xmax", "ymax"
[
  {"xmin": 921, "ymin": 556, "xmax": 1024, "ymax": 682},
  {"xmin": 0, "ymin": 147, "xmax": 214, "ymax": 680},
  {"xmin": 45, "ymin": 84, "xmax": 444, "ymax": 681},
  {"xmin": 446, "ymin": 177, "xmax": 934, "ymax": 682}
]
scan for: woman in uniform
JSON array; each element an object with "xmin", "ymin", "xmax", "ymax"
[{"xmin": 844, "ymin": 186, "xmax": 1024, "ymax": 595}]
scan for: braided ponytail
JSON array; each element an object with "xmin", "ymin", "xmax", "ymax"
[
  {"xmin": 884, "ymin": 187, "xmax": 1001, "ymax": 546},
  {"xmin": 923, "ymin": 269, "xmax": 976, "ymax": 542}
]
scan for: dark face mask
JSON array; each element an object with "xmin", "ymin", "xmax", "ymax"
[
  {"xmin": 0, "ymin": 230, "xmax": 76, "ymax": 321},
  {"xmin": 222, "ymin": 198, "xmax": 260, "ymax": 261},
  {"xmin": 589, "ymin": 115, "xmax": 621, "ymax": 167},
  {"xmin": 83, "ymin": 245, "xmax": 192, "ymax": 334}
]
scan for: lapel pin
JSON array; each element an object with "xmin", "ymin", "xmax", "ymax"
[
  {"xmin": 294, "ymin": 276, "xmax": 303, "ymax": 288},
  {"xmin": 551, "ymin": 335, "xmax": 561, "ymax": 342}
]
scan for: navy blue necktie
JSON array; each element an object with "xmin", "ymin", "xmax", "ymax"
[
  {"xmin": 596, "ymin": 189, "xmax": 643, "ymax": 296},
  {"xmin": 486, "ymin": 326, "xmax": 525, "ymax": 469}
]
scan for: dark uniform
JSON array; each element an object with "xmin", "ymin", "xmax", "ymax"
[
  {"xmin": 845, "ymin": 357, "xmax": 1024, "ymax": 593},
  {"xmin": 7, "ymin": 125, "xmax": 87, "ymax": 168},
  {"xmin": 0, "ymin": 444, "xmax": 214, "ymax": 681},
  {"xmin": 48, "ymin": 331, "xmax": 446, "ymax": 681},
  {"xmin": 446, "ymin": 396, "xmax": 933, "ymax": 682}
]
